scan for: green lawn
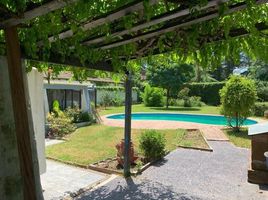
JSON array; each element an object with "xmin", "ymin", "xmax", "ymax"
[
  {"xmin": 46, "ymin": 124, "xmax": 208, "ymax": 165},
  {"xmin": 99, "ymin": 104, "xmax": 220, "ymax": 116},
  {"xmin": 224, "ymin": 128, "xmax": 251, "ymax": 148}
]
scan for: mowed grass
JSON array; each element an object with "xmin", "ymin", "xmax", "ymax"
[
  {"xmin": 46, "ymin": 124, "xmax": 208, "ymax": 165},
  {"xmin": 99, "ymin": 104, "xmax": 220, "ymax": 116},
  {"xmin": 224, "ymin": 128, "xmax": 251, "ymax": 149}
]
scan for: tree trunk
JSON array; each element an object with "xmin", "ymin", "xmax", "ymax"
[
  {"xmin": 166, "ymin": 89, "xmax": 170, "ymax": 109},
  {"xmin": 235, "ymin": 112, "xmax": 240, "ymax": 132}
]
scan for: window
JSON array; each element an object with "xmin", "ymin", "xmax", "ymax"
[{"xmin": 47, "ymin": 89, "xmax": 81, "ymax": 112}]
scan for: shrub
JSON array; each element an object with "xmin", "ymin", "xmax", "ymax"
[
  {"xmin": 101, "ymin": 92, "xmax": 113, "ymax": 108},
  {"xmin": 187, "ymin": 82, "xmax": 225, "ymax": 105},
  {"xmin": 65, "ymin": 107, "xmax": 94, "ymax": 123},
  {"xmin": 79, "ymin": 111, "xmax": 93, "ymax": 122},
  {"xmin": 47, "ymin": 112, "xmax": 76, "ymax": 138},
  {"xmin": 256, "ymin": 81, "xmax": 268, "ymax": 101},
  {"xmin": 189, "ymin": 96, "xmax": 204, "ymax": 107},
  {"xmin": 178, "ymin": 88, "xmax": 204, "ymax": 107},
  {"xmin": 111, "ymin": 94, "xmax": 123, "ymax": 106},
  {"xmin": 139, "ymin": 130, "xmax": 166, "ymax": 161},
  {"xmin": 253, "ymin": 102, "xmax": 268, "ymax": 117},
  {"xmin": 220, "ymin": 76, "xmax": 257, "ymax": 132},
  {"xmin": 52, "ymin": 100, "xmax": 62, "ymax": 116},
  {"xmin": 142, "ymin": 84, "xmax": 164, "ymax": 107},
  {"xmin": 65, "ymin": 106, "xmax": 81, "ymax": 123}
]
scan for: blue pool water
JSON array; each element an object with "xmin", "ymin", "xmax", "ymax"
[{"xmin": 107, "ymin": 113, "xmax": 258, "ymax": 126}]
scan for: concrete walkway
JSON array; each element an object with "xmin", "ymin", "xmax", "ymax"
[
  {"xmin": 41, "ymin": 160, "xmax": 109, "ymax": 200},
  {"xmin": 76, "ymin": 141, "xmax": 268, "ymax": 200}
]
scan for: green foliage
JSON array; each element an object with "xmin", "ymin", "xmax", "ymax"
[
  {"xmin": 1, "ymin": 0, "xmax": 268, "ymax": 80},
  {"xmin": 47, "ymin": 112, "xmax": 76, "ymax": 138},
  {"xmin": 142, "ymin": 84, "xmax": 164, "ymax": 107},
  {"xmin": 253, "ymin": 102, "xmax": 268, "ymax": 117},
  {"xmin": 147, "ymin": 62, "xmax": 194, "ymax": 108},
  {"xmin": 79, "ymin": 111, "xmax": 93, "ymax": 123},
  {"xmin": 220, "ymin": 76, "xmax": 257, "ymax": 131},
  {"xmin": 178, "ymin": 88, "xmax": 203, "ymax": 107},
  {"xmin": 52, "ymin": 100, "xmax": 61, "ymax": 115},
  {"xmin": 187, "ymin": 82, "xmax": 225, "ymax": 105},
  {"xmin": 139, "ymin": 130, "xmax": 166, "ymax": 161},
  {"xmin": 65, "ymin": 107, "xmax": 93, "ymax": 123},
  {"xmin": 255, "ymin": 81, "xmax": 268, "ymax": 102}
]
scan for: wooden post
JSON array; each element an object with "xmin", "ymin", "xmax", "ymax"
[
  {"xmin": 124, "ymin": 71, "xmax": 132, "ymax": 177},
  {"xmin": 4, "ymin": 26, "xmax": 42, "ymax": 200}
]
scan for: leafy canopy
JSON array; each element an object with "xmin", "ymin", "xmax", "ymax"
[{"xmin": 0, "ymin": 0, "xmax": 268, "ymax": 77}]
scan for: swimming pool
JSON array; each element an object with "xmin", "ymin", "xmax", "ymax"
[{"xmin": 107, "ymin": 113, "xmax": 258, "ymax": 126}]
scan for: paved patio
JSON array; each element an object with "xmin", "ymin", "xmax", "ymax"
[
  {"xmin": 41, "ymin": 160, "xmax": 109, "ymax": 200},
  {"xmin": 76, "ymin": 141, "xmax": 268, "ymax": 200}
]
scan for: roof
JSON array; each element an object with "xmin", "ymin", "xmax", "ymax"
[
  {"xmin": 43, "ymin": 71, "xmax": 123, "ymax": 84},
  {"xmin": 248, "ymin": 123, "xmax": 268, "ymax": 136}
]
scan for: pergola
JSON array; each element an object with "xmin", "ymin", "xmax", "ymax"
[{"xmin": 0, "ymin": 0, "xmax": 267, "ymax": 199}]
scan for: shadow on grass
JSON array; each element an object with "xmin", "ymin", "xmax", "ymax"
[
  {"xmin": 224, "ymin": 128, "xmax": 249, "ymax": 140},
  {"xmin": 152, "ymin": 107, "xmax": 201, "ymax": 112}
]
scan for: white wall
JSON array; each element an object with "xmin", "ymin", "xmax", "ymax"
[{"xmin": 27, "ymin": 68, "xmax": 46, "ymax": 174}]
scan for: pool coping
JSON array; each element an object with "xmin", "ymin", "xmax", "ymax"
[{"xmin": 102, "ymin": 112, "xmax": 265, "ymax": 127}]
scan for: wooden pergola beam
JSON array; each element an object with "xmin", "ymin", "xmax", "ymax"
[
  {"xmin": 4, "ymin": 26, "xmax": 38, "ymax": 200},
  {"xmin": 47, "ymin": 0, "xmax": 159, "ymax": 43},
  {"xmin": 97, "ymin": 0, "xmax": 267, "ymax": 50},
  {"xmin": 0, "ymin": 0, "xmax": 79, "ymax": 28},
  {"xmin": 134, "ymin": 22, "xmax": 268, "ymax": 59},
  {"xmin": 83, "ymin": 0, "xmax": 229, "ymax": 45}
]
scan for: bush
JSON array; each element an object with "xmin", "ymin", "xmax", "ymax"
[
  {"xmin": 111, "ymin": 94, "xmax": 123, "ymax": 106},
  {"xmin": 139, "ymin": 130, "xmax": 166, "ymax": 161},
  {"xmin": 65, "ymin": 106, "xmax": 81, "ymax": 123},
  {"xmin": 187, "ymin": 82, "xmax": 225, "ymax": 105},
  {"xmin": 142, "ymin": 84, "xmax": 164, "ymax": 107},
  {"xmin": 47, "ymin": 112, "xmax": 76, "ymax": 138},
  {"xmin": 253, "ymin": 102, "xmax": 268, "ymax": 116},
  {"xmin": 79, "ymin": 111, "xmax": 93, "ymax": 122},
  {"xmin": 65, "ymin": 107, "xmax": 94, "ymax": 123},
  {"xmin": 220, "ymin": 76, "xmax": 257, "ymax": 132},
  {"xmin": 101, "ymin": 92, "xmax": 113, "ymax": 107},
  {"xmin": 178, "ymin": 88, "xmax": 204, "ymax": 107},
  {"xmin": 189, "ymin": 96, "xmax": 204, "ymax": 107},
  {"xmin": 256, "ymin": 81, "xmax": 268, "ymax": 101}
]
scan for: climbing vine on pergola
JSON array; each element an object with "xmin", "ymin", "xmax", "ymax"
[
  {"xmin": 0, "ymin": 0, "xmax": 268, "ymax": 74},
  {"xmin": 0, "ymin": 1, "xmax": 268, "ymax": 199}
]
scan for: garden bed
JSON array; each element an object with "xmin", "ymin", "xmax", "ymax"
[{"xmin": 89, "ymin": 155, "xmax": 169, "ymax": 176}]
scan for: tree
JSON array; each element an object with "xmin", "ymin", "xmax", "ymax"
[
  {"xmin": 220, "ymin": 75, "xmax": 257, "ymax": 132},
  {"xmin": 147, "ymin": 63, "xmax": 194, "ymax": 108}
]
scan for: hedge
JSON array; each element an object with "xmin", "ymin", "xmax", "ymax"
[
  {"xmin": 186, "ymin": 82, "xmax": 225, "ymax": 105},
  {"xmin": 96, "ymin": 86, "xmax": 139, "ymax": 91}
]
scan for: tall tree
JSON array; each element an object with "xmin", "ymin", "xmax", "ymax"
[{"xmin": 147, "ymin": 63, "xmax": 194, "ymax": 108}]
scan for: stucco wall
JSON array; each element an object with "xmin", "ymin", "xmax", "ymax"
[
  {"xmin": 27, "ymin": 68, "xmax": 46, "ymax": 174},
  {"xmin": 0, "ymin": 56, "xmax": 23, "ymax": 200}
]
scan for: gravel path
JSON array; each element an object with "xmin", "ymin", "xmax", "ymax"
[{"xmin": 76, "ymin": 141, "xmax": 268, "ymax": 200}]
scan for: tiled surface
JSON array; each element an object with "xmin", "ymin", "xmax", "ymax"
[{"xmin": 41, "ymin": 160, "xmax": 108, "ymax": 200}]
